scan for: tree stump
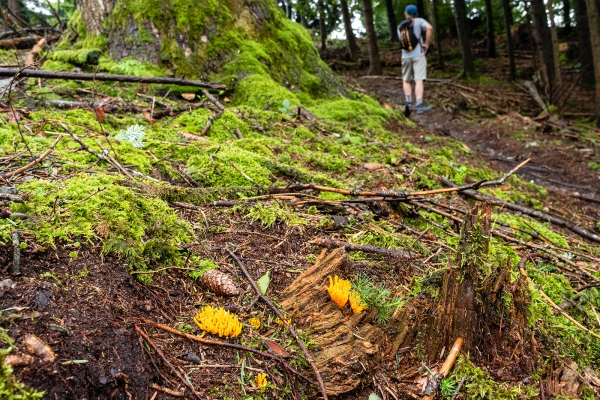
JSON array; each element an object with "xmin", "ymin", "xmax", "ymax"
[{"xmin": 280, "ymin": 248, "xmax": 385, "ymax": 396}]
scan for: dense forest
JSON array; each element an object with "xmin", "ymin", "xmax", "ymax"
[{"xmin": 0, "ymin": 0, "xmax": 599, "ymax": 399}]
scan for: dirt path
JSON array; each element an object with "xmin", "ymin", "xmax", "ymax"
[{"xmin": 345, "ymin": 75, "xmax": 600, "ymax": 204}]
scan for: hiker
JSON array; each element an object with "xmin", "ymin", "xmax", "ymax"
[{"xmin": 399, "ymin": 5, "xmax": 433, "ymax": 114}]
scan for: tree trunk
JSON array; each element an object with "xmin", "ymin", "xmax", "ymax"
[
  {"xmin": 546, "ymin": 0, "xmax": 562, "ymax": 87},
  {"xmin": 8, "ymin": 0, "xmax": 20, "ymax": 21},
  {"xmin": 585, "ymin": 0, "xmax": 600, "ymax": 123},
  {"xmin": 430, "ymin": 0, "xmax": 444, "ymax": 68},
  {"xmin": 318, "ymin": 0, "xmax": 327, "ymax": 51},
  {"xmin": 340, "ymin": 0, "xmax": 359, "ymax": 60},
  {"xmin": 563, "ymin": 0, "xmax": 572, "ymax": 35},
  {"xmin": 384, "ymin": 0, "xmax": 399, "ymax": 42},
  {"xmin": 78, "ymin": 0, "xmax": 115, "ymax": 35},
  {"xmin": 453, "ymin": 0, "xmax": 475, "ymax": 76},
  {"xmin": 484, "ymin": 0, "xmax": 497, "ymax": 57},
  {"xmin": 530, "ymin": 0, "xmax": 556, "ymax": 92},
  {"xmin": 573, "ymin": 0, "xmax": 595, "ymax": 85},
  {"xmin": 502, "ymin": 0, "xmax": 516, "ymax": 80},
  {"xmin": 417, "ymin": 0, "xmax": 428, "ymax": 19},
  {"xmin": 362, "ymin": 0, "xmax": 382, "ymax": 75}
]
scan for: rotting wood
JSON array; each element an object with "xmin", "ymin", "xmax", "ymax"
[
  {"xmin": 24, "ymin": 37, "xmax": 45, "ymax": 65},
  {"xmin": 312, "ymin": 238, "xmax": 416, "ymax": 259},
  {"xmin": 441, "ymin": 177, "xmax": 600, "ymax": 243},
  {"xmin": 226, "ymin": 248, "xmax": 330, "ymax": 400},
  {"xmin": 0, "ymin": 68, "xmax": 227, "ymax": 90},
  {"xmin": 0, "ymin": 35, "xmax": 58, "ymax": 49},
  {"xmin": 279, "ymin": 248, "xmax": 385, "ymax": 396}
]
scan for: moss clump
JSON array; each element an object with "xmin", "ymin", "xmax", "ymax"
[
  {"xmin": 98, "ymin": 58, "xmax": 165, "ymax": 77},
  {"xmin": 245, "ymin": 202, "xmax": 308, "ymax": 228},
  {"xmin": 41, "ymin": 60, "xmax": 75, "ymax": 71},
  {"xmin": 0, "ymin": 327, "xmax": 44, "ymax": 399},
  {"xmin": 233, "ymin": 74, "xmax": 301, "ymax": 110},
  {"xmin": 12, "ymin": 174, "xmax": 192, "ymax": 275},
  {"xmin": 47, "ymin": 48, "xmax": 102, "ymax": 66}
]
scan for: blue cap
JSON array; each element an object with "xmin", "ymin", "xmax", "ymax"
[{"xmin": 405, "ymin": 5, "xmax": 418, "ymax": 15}]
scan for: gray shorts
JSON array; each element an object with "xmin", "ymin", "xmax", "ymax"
[{"xmin": 402, "ymin": 56, "xmax": 427, "ymax": 81}]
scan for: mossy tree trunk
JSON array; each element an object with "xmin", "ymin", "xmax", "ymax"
[{"xmin": 78, "ymin": 0, "xmax": 115, "ymax": 36}]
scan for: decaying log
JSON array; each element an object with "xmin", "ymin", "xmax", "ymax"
[
  {"xmin": 24, "ymin": 37, "xmax": 46, "ymax": 65},
  {"xmin": 0, "ymin": 68, "xmax": 227, "ymax": 90},
  {"xmin": 0, "ymin": 36, "xmax": 56, "ymax": 49},
  {"xmin": 279, "ymin": 248, "xmax": 385, "ymax": 395}
]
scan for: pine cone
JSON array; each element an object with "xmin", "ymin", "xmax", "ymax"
[{"xmin": 198, "ymin": 269, "xmax": 239, "ymax": 296}]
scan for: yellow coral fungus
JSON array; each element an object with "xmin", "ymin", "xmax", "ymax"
[
  {"xmin": 275, "ymin": 315, "xmax": 291, "ymax": 326},
  {"xmin": 256, "ymin": 373, "xmax": 267, "ymax": 389},
  {"xmin": 328, "ymin": 275, "xmax": 351, "ymax": 308},
  {"xmin": 193, "ymin": 306, "xmax": 243, "ymax": 338},
  {"xmin": 349, "ymin": 291, "xmax": 368, "ymax": 314},
  {"xmin": 249, "ymin": 317, "xmax": 261, "ymax": 329}
]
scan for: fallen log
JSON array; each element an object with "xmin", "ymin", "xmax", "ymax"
[
  {"xmin": 312, "ymin": 238, "xmax": 416, "ymax": 259},
  {"xmin": 24, "ymin": 37, "xmax": 46, "ymax": 65},
  {"xmin": 0, "ymin": 36, "xmax": 43, "ymax": 49},
  {"xmin": 441, "ymin": 177, "xmax": 600, "ymax": 244},
  {"xmin": 0, "ymin": 68, "xmax": 227, "ymax": 90}
]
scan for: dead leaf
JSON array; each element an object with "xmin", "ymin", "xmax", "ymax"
[
  {"xmin": 4, "ymin": 354, "xmax": 35, "ymax": 367},
  {"xmin": 7, "ymin": 111, "xmax": 20, "ymax": 125},
  {"xmin": 141, "ymin": 83, "xmax": 148, "ymax": 94},
  {"xmin": 141, "ymin": 110, "xmax": 156, "ymax": 124},
  {"xmin": 262, "ymin": 338, "xmax": 290, "ymax": 358},
  {"xmin": 363, "ymin": 162, "xmax": 385, "ymax": 171},
  {"xmin": 23, "ymin": 334, "xmax": 55, "ymax": 365},
  {"xmin": 181, "ymin": 93, "xmax": 196, "ymax": 101},
  {"xmin": 95, "ymin": 107, "xmax": 106, "ymax": 123},
  {"xmin": 178, "ymin": 131, "xmax": 210, "ymax": 143},
  {"xmin": 582, "ymin": 366, "xmax": 600, "ymax": 387}
]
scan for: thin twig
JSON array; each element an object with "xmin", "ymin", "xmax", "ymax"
[
  {"xmin": 2, "ymin": 134, "xmax": 62, "ymax": 179},
  {"xmin": 225, "ymin": 248, "xmax": 329, "ymax": 400},
  {"xmin": 135, "ymin": 326, "xmax": 204, "ymax": 400}
]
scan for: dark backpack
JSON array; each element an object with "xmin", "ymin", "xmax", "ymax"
[{"xmin": 398, "ymin": 18, "xmax": 420, "ymax": 52}]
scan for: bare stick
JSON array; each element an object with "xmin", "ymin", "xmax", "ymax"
[
  {"xmin": 141, "ymin": 319, "xmax": 315, "ymax": 384},
  {"xmin": 149, "ymin": 383, "xmax": 184, "ymax": 398},
  {"xmin": 422, "ymin": 338, "xmax": 463, "ymax": 400},
  {"xmin": 61, "ymin": 123, "xmax": 113, "ymax": 165},
  {"xmin": 225, "ymin": 248, "xmax": 329, "ymax": 400},
  {"xmin": 2, "ymin": 134, "xmax": 62, "ymax": 179},
  {"xmin": 135, "ymin": 326, "xmax": 203, "ymax": 400},
  {"xmin": 201, "ymin": 90, "xmax": 225, "ymax": 111},
  {"xmin": 12, "ymin": 230, "xmax": 20, "ymax": 276}
]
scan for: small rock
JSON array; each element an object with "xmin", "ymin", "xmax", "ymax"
[
  {"xmin": 363, "ymin": 162, "xmax": 385, "ymax": 171},
  {"xmin": 98, "ymin": 376, "xmax": 108, "ymax": 386},
  {"xmin": 33, "ymin": 291, "xmax": 53, "ymax": 310},
  {"xmin": 182, "ymin": 352, "xmax": 201, "ymax": 364},
  {"xmin": 0, "ymin": 279, "xmax": 15, "ymax": 290}
]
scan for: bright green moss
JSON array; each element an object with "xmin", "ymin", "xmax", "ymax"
[
  {"xmin": 233, "ymin": 74, "xmax": 301, "ymax": 109},
  {"xmin": 41, "ymin": 60, "xmax": 75, "ymax": 71},
  {"xmin": 98, "ymin": 58, "xmax": 165, "ymax": 77},
  {"xmin": 47, "ymin": 48, "xmax": 102, "ymax": 66}
]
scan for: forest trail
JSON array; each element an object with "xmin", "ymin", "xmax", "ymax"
[{"xmin": 346, "ymin": 74, "xmax": 600, "ymax": 207}]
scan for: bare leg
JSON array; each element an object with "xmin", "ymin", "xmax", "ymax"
[
  {"xmin": 415, "ymin": 80, "xmax": 424, "ymax": 103},
  {"xmin": 403, "ymin": 80, "xmax": 413, "ymax": 98}
]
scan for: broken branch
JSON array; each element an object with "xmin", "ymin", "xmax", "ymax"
[
  {"xmin": 2, "ymin": 134, "xmax": 62, "ymax": 179},
  {"xmin": 312, "ymin": 238, "xmax": 416, "ymax": 259}
]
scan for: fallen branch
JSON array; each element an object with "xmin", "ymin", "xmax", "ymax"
[
  {"xmin": 149, "ymin": 383, "xmax": 185, "ymax": 397},
  {"xmin": 201, "ymin": 90, "xmax": 225, "ymax": 111},
  {"xmin": 312, "ymin": 238, "xmax": 416, "ymax": 259},
  {"xmin": 441, "ymin": 177, "xmax": 600, "ymax": 243},
  {"xmin": 141, "ymin": 319, "xmax": 315, "ymax": 384},
  {"xmin": 422, "ymin": 338, "xmax": 463, "ymax": 400},
  {"xmin": 519, "ymin": 266, "xmax": 600, "ymax": 340},
  {"xmin": 24, "ymin": 37, "xmax": 46, "ymax": 65},
  {"xmin": 0, "ymin": 68, "xmax": 227, "ymax": 90},
  {"xmin": 225, "ymin": 248, "xmax": 329, "ymax": 400},
  {"xmin": 134, "ymin": 326, "xmax": 203, "ymax": 400},
  {"xmin": 2, "ymin": 134, "xmax": 62, "ymax": 179}
]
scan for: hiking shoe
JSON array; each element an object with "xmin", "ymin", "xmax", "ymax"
[
  {"xmin": 404, "ymin": 104, "xmax": 412, "ymax": 118},
  {"xmin": 416, "ymin": 104, "xmax": 432, "ymax": 114}
]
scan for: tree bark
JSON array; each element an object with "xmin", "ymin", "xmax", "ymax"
[
  {"xmin": 384, "ymin": 0, "xmax": 399, "ymax": 42},
  {"xmin": 502, "ymin": 0, "xmax": 516, "ymax": 80},
  {"xmin": 453, "ymin": 0, "xmax": 475, "ymax": 76},
  {"xmin": 585, "ymin": 0, "xmax": 600, "ymax": 124},
  {"xmin": 530, "ymin": 0, "xmax": 556, "ymax": 92},
  {"xmin": 318, "ymin": 0, "xmax": 327, "ymax": 51},
  {"xmin": 546, "ymin": 0, "xmax": 562, "ymax": 87},
  {"xmin": 484, "ymin": 0, "xmax": 497, "ymax": 57},
  {"xmin": 417, "ymin": 0, "xmax": 428, "ymax": 19},
  {"xmin": 573, "ymin": 0, "xmax": 595, "ymax": 85},
  {"xmin": 8, "ymin": 0, "xmax": 20, "ymax": 21},
  {"xmin": 340, "ymin": 0, "xmax": 359, "ymax": 60},
  {"xmin": 362, "ymin": 0, "xmax": 382, "ymax": 75},
  {"xmin": 430, "ymin": 0, "xmax": 444, "ymax": 67},
  {"xmin": 563, "ymin": 0, "xmax": 572, "ymax": 35},
  {"xmin": 77, "ymin": 0, "xmax": 115, "ymax": 35}
]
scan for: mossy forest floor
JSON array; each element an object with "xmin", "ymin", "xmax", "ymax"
[{"xmin": 1, "ymin": 41, "xmax": 600, "ymax": 400}]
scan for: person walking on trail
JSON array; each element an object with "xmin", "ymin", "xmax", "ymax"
[{"xmin": 399, "ymin": 4, "xmax": 433, "ymax": 114}]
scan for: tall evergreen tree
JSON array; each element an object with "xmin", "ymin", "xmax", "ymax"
[
  {"xmin": 585, "ymin": 0, "xmax": 600, "ymax": 124},
  {"xmin": 546, "ymin": 0, "xmax": 562, "ymax": 86},
  {"xmin": 362, "ymin": 0, "xmax": 382, "ymax": 75},
  {"xmin": 530, "ymin": 0, "xmax": 556, "ymax": 90},
  {"xmin": 384, "ymin": 0, "xmax": 399, "ymax": 42},
  {"xmin": 340, "ymin": 0, "xmax": 359, "ymax": 60},
  {"xmin": 484, "ymin": 0, "xmax": 497, "ymax": 57},
  {"xmin": 430, "ymin": 0, "xmax": 444, "ymax": 67},
  {"xmin": 502, "ymin": 0, "xmax": 516, "ymax": 80},
  {"xmin": 318, "ymin": 0, "xmax": 327, "ymax": 50},
  {"xmin": 563, "ymin": 0, "xmax": 572, "ymax": 35},
  {"xmin": 453, "ymin": 0, "xmax": 475, "ymax": 76},
  {"xmin": 573, "ymin": 0, "xmax": 595, "ymax": 85}
]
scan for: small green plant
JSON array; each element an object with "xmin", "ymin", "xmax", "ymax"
[
  {"xmin": 68, "ymin": 251, "xmax": 79, "ymax": 259},
  {"xmin": 40, "ymin": 272, "xmax": 63, "ymax": 287},
  {"xmin": 588, "ymin": 162, "xmax": 600, "ymax": 170},
  {"xmin": 352, "ymin": 274, "xmax": 403, "ymax": 324},
  {"xmin": 278, "ymin": 99, "xmax": 295, "ymax": 116},
  {"xmin": 72, "ymin": 267, "xmax": 89, "ymax": 279}
]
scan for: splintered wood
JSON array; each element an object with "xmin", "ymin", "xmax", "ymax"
[{"xmin": 280, "ymin": 248, "xmax": 384, "ymax": 396}]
